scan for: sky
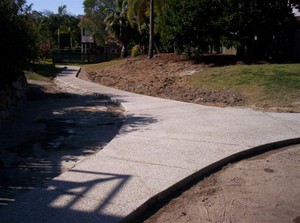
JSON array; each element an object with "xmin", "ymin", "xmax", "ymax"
[
  {"xmin": 26, "ymin": 0, "xmax": 84, "ymax": 15},
  {"xmin": 26, "ymin": 1, "xmax": 300, "ymax": 17}
]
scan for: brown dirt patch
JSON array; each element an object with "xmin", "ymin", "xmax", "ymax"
[
  {"xmin": 79, "ymin": 54, "xmax": 245, "ymax": 107},
  {"xmin": 140, "ymin": 144, "xmax": 300, "ymax": 223}
]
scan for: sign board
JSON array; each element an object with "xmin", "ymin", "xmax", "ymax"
[{"xmin": 81, "ymin": 35, "xmax": 94, "ymax": 43}]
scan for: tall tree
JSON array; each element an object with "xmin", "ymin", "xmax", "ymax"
[
  {"xmin": 127, "ymin": 0, "xmax": 148, "ymax": 30},
  {"xmin": 222, "ymin": 0, "xmax": 296, "ymax": 61},
  {"xmin": 39, "ymin": 5, "xmax": 81, "ymax": 52},
  {"xmin": 104, "ymin": 0, "xmax": 132, "ymax": 57},
  {"xmin": 158, "ymin": 0, "xmax": 223, "ymax": 57},
  {"xmin": 127, "ymin": 0, "xmax": 166, "ymax": 56},
  {"xmin": 0, "ymin": 0, "xmax": 38, "ymax": 85},
  {"xmin": 83, "ymin": 0, "xmax": 114, "ymax": 45},
  {"xmin": 58, "ymin": 5, "xmax": 67, "ymax": 16},
  {"xmin": 148, "ymin": 0, "xmax": 154, "ymax": 58}
]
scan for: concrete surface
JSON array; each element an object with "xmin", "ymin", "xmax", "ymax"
[{"xmin": 0, "ymin": 66, "xmax": 299, "ymax": 223}]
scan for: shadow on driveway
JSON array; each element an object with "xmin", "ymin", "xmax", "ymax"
[{"xmin": 0, "ymin": 81, "xmax": 157, "ymax": 215}]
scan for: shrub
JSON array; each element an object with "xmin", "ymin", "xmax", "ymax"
[{"xmin": 131, "ymin": 45, "xmax": 141, "ymax": 57}]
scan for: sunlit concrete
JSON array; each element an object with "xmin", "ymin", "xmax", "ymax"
[{"xmin": 0, "ymin": 66, "xmax": 299, "ymax": 223}]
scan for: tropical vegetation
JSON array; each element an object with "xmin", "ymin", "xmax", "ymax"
[
  {"xmin": 1, "ymin": 0, "xmax": 82, "ymax": 85},
  {"xmin": 82, "ymin": 0, "xmax": 300, "ymax": 61},
  {"xmin": 1, "ymin": 0, "xmax": 300, "ymax": 85}
]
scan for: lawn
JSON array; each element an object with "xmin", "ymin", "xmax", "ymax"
[
  {"xmin": 190, "ymin": 64, "xmax": 300, "ymax": 111},
  {"xmin": 25, "ymin": 60, "xmax": 63, "ymax": 82},
  {"xmin": 82, "ymin": 59, "xmax": 125, "ymax": 73}
]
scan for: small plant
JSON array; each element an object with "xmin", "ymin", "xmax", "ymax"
[{"xmin": 131, "ymin": 45, "xmax": 141, "ymax": 57}]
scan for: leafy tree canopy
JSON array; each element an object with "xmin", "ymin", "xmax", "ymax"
[
  {"xmin": 82, "ymin": 0, "xmax": 299, "ymax": 61},
  {"xmin": 0, "ymin": 0, "xmax": 38, "ymax": 85}
]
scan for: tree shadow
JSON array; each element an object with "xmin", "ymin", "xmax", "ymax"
[
  {"xmin": 0, "ymin": 169, "xmax": 132, "ymax": 223},
  {"xmin": 193, "ymin": 54, "xmax": 238, "ymax": 67},
  {"xmin": 29, "ymin": 63, "xmax": 63, "ymax": 79},
  {"xmin": 46, "ymin": 169, "xmax": 132, "ymax": 223},
  {"xmin": 0, "ymin": 81, "xmax": 157, "ymax": 217}
]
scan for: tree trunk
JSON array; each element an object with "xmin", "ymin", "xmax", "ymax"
[
  {"xmin": 143, "ymin": 14, "xmax": 160, "ymax": 54},
  {"xmin": 148, "ymin": 0, "xmax": 154, "ymax": 59},
  {"xmin": 121, "ymin": 44, "xmax": 128, "ymax": 58}
]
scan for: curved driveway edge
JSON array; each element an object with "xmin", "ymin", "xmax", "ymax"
[{"xmin": 0, "ymin": 66, "xmax": 299, "ymax": 223}]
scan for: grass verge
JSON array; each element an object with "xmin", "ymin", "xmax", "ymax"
[
  {"xmin": 82, "ymin": 59, "xmax": 125, "ymax": 73},
  {"xmin": 190, "ymin": 64, "xmax": 300, "ymax": 111},
  {"xmin": 25, "ymin": 61, "xmax": 63, "ymax": 82}
]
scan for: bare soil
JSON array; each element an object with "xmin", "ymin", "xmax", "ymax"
[
  {"xmin": 142, "ymin": 144, "xmax": 300, "ymax": 223},
  {"xmin": 80, "ymin": 54, "xmax": 245, "ymax": 108}
]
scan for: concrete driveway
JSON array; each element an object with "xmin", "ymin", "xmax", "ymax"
[{"xmin": 0, "ymin": 66, "xmax": 299, "ymax": 223}]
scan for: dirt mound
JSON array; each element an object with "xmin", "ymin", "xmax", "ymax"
[{"xmin": 83, "ymin": 54, "xmax": 245, "ymax": 107}]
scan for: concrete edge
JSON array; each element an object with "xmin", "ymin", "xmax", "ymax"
[
  {"xmin": 122, "ymin": 137, "xmax": 300, "ymax": 223},
  {"xmin": 58, "ymin": 67, "xmax": 300, "ymax": 221},
  {"xmin": 75, "ymin": 67, "xmax": 127, "ymax": 112},
  {"xmin": 75, "ymin": 67, "xmax": 81, "ymax": 77}
]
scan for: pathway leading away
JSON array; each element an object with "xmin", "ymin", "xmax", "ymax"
[{"xmin": 0, "ymin": 66, "xmax": 299, "ymax": 223}]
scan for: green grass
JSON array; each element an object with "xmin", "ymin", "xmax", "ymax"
[
  {"xmin": 190, "ymin": 64, "xmax": 300, "ymax": 111},
  {"xmin": 83, "ymin": 59, "xmax": 125, "ymax": 73},
  {"xmin": 25, "ymin": 60, "xmax": 63, "ymax": 82},
  {"xmin": 25, "ymin": 59, "xmax": 124, "ymax": 82}
]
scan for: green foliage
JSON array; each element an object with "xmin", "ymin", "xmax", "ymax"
[
  {"xmin": 83, "ymin": 0, "xmax": 113, "ymax": 45},
  {"xmin": 221, "ymin": 0, "xmax": 296, "ymax": 61},
  {"xmin": 157, "ymin": 0, "xmax": 297, "ymax": 61},
  {"xmin": 127, "ymin": 0, "xmax": 148, "ymax": 31},
  {"xmin": 0, "ymin": 0, "xmax": 38, "ymax": 85},
  {"xmin": 104, "ymin": 0, "xmax": 137, "ymax": 58},
  {"xmin": 83, "ymin": 0, "xmax": 115, "ymax": 45},
  {"xmin": 82, "ymin": 0, "xmax": 299, "ymax": 61},
  {"xmin": 158, "ymin": 0, "xmax": 223, "ymax": 57},
  {"xmin": 127, "ymin": 0, "xmax": 166, "ymax": 56},
  {"xmin": 0, "ymin": 1, "xmax": 82, "ymax": 86},
  {"xmin": 37, "ymin": 7, "xmax": 81, "ymax": 54},
  {"xmin": 131, "ymin": 45, "xmax": 141, "ymax": 57}
]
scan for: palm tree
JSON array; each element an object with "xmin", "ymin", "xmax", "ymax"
[
  {"xmin": 58, "ymin": 5, "xmax": 67, "ymax": 16},
  {"xmin": 127, "ymin": 0, "xmax": 148, "ymax": 30},
  {"xmin": 84, "ymin": 0, "xmax": 114, "ymax": 45},
  {"xmin": 148, "ymin": 0, "xmax": 154, "ymax": 58},
  {"xmin": 104, "ymin": 0, "xmax": 131, "ymax": 58},
  {"xmin": 127, "ymin": 0, "xmax": 166, "ymax": 58}
]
